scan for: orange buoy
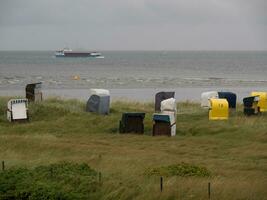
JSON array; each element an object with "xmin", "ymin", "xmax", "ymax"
[{"xmin": 72, "ymin": 75, "xmax": 80, "ymax": 80}]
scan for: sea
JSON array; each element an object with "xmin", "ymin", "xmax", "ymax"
[{"xmin": 0, "ymin": 51, "xmax": 267, "ymax": 102}]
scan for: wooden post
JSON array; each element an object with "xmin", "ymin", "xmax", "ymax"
[
  {"xmin": 99, "ymin": 172, "xmax": 102, "ymax": 183},
  {"xmin": 2, "ymin": 161, "xmax": 5, "ymax": 171},
  {"xmin": 160, "ymin": 177, "xmax": 163, "ymax": 192},
  {"xmin": 208, "ymin": 182, "xmax": 211, "ymax": 199},
  {"xmin": 50, "ymin": 167, "xmax": 53, "ymax": 178}
]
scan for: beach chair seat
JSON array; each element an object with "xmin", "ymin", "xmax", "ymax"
[
  {"xmin": 119, "ymin": 112, "xmax": 145, "ymax": 134},
  {"xmin": 251, "ymin": 92, "xmax": 267, "ymax": 112},
  {"xmin": 7, "ymin": 99, "xmax": 29, "ymax": 122},
  {"xmin": 152, "ymin": 113, "xmax": 176, "ymax": 136},
  {"xmin": 243, "ymin": 96, "xmax": 260, "ymax": 116}
]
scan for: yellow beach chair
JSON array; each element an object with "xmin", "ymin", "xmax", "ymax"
[
  {"xmin": 251, "ymin": 92, "xmax": 267, "ymax": 112},
  {"xmin": 209, "ymin": 99, "xmax": 229, "ymax": 120}
]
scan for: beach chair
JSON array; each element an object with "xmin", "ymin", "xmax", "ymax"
[
  {"xmin": 152, "ymin": 113, "xmax": 176, "ymax": 136},
  {"xmin": 153, "ymin": 98, "xmax": 176, "ymax": 136},
  {"xmin": 155, "ymin": 91, "xmax": 175, "ymax": 111},
  {"xmin": 251, "ymin": 92, "xmax": 267, "ymax": 112},
  {"xmin": 218, "ymin": 92, "xmax": 237, "ymax": 109},
  {"xmin": 201, "ymin": 91, "xmax": 219, "ymax": 108},
  {"xmin": 26, "ymin": 82, "xmax": 42, "ymax": 102},
  {"xmin": 7, "ymin": 99, "xmax": 29, "ymax": 122},
  {"xmin": 243, "ymin": 96, "xmax": 260, "ymax": 116},
  {"xmin": 119, "ymin": 112, "xmax": 145, "ymax": 134},
  {"xmin": 208, "ymin": 98, "xmax": 228, "ymax": 120},
  {"xmin": 86, "ymin": 89, "xmax": 110, "ymax": 115}
]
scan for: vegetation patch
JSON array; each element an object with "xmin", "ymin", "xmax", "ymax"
[
  {"xmin": 144, "ymin": 162, "xmax": 211, "ymax": 177},
  {"xmin": 0, "ymin": 162, "xmax": 101, "ymax": 200}
]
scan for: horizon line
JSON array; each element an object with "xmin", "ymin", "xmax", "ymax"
[{"xmin": 0, "ymin": 49, "xmax": 267, "ymax": 52}]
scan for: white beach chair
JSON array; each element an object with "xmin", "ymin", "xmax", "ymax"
[{"xmin": 7, "ymin": 99, "xmax": 29, "ymax": 122}]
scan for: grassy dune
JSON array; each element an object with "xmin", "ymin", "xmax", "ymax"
[{"xmin": 0, "ymin": 97, "xmax": 267, "ymax": 199}]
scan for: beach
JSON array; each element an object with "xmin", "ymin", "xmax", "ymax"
[
  {"xmin": 1, "ymin": 87, "xmax": 267, "ymax": 102},
  {"xmin": 0, "ymin": 97, "xmax": 267, "ymax": 199}
]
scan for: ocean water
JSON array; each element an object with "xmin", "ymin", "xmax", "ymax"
[{"xmin": 0, "ymin": 51, "xmax": 267, "ymax": 101}]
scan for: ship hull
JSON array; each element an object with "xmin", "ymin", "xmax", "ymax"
[
  {"xmin": 55, "ymin": 49, "xmax": 103, "ymax": 58},
  {"xmin": 63, "ymin": 52, "xmax": 92, "ymax": 57},
  {"xmin": 55, "ymin": 52, "xmax": 102, "ymax": 58}
]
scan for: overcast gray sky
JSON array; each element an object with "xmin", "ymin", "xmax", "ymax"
[{"xmin": 0, "ymin": 0, "xmax": 266, "ymax": 50}]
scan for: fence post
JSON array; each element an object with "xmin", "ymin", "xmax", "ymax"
[
  {"xmin": 160, "ymin": 177, "xmax": 163, "ymax": 192},
  {"xmin": 2, "ymin": 161, "xmax": 5, "ymax": 171},
  {"xmin": 99, "ymin": 172, "xmax": 102, "ymax": 184},
  {"xmin": 208, "ymin": 182, "xmax": 211, "ymax": 199},
  {"xmin": 50, "ymin": 167, "xmax": 53, "ymax": 178}
]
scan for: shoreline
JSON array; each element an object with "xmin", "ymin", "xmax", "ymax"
[{"xmin": 1, "ymin": 86, "xmax": 267, "ymax": 102}]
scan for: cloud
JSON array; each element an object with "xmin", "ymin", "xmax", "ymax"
[
  {"xmin": 1, "ymin": 0, "xmax": 265, "ymax": 26},
  {"xmin": 0, "ymin": 0, "xmax": 266, "ymax": 50}
]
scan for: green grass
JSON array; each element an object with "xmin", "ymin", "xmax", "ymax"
[{"xmin": 0, "ymin": 97, "xmax": 267, "ymax": 199}]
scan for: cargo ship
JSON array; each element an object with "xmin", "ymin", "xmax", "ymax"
[{"xmin": 55, "ymin": 48, "xmax": 103, "ymax": 58}]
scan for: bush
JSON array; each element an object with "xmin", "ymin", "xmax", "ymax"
[
  {"xmin": 145, "ymin": 162, "xmax": 211, "ymax": 177},
  {"xmin": 0, "ymin": 162, "xmax": 101, "ymax": 200}
]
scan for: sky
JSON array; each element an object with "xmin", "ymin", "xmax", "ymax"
[{"xmin": 0, "ymin": 0, "xmax": 266, "ymax": 51}]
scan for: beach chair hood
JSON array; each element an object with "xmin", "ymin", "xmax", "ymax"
[
  {"xmin": 90, "ymin": 89, "xmax": 110, "ymax": 96},
  {"xmin": 160, "ymin": 98, "xmax": 176, "ymax": 112},
  {"xmin": 201, "ymin": 91, "xmax": 219, "ymax": 108},
  {"xmin": 218, "ymin": 92, "xmax": 237, "ymax": 109},
  {"xmin": 155, "ymin": 91, "xmax": 175, "ymax": 111}
]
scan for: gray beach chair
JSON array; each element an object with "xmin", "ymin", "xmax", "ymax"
[{"xmin": 86, "ymin": 89, "xmax": 110, "ymax": 115}]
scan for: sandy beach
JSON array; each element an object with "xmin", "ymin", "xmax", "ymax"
[{"xmin": 1, "ymin": 86, "xmax": 267, "ymax": 102}]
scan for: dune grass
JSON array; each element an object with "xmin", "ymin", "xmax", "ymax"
[{"xmin": 0, "ymin": 97, "xmax": 266, "ymax": 199}]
